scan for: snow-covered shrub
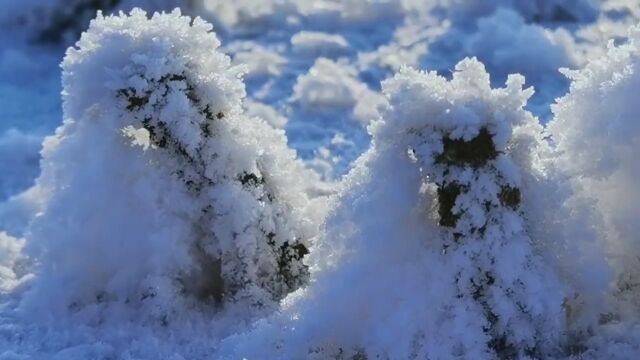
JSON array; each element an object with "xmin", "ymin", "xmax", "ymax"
[
  {"xmin": 371, "ymin": 58, "xmax": 569, "ymax": 358},
  {"xmin": 226, "ymin": 58, "xmax": 572, "ymax": 359},
  {"xmin": 550, "ymin": 25, "xmax": 640, "ymax": 317},
  {"xmin": 21, "ymin": 9, "xmax": 316, "ymax": 325}
]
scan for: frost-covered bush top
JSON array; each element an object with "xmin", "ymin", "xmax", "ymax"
[
  {"xmin": 378, "ymin": 58, "xmax": 566, "ymax": 358},
  {"xmin": 225, "ymin": 58, "xmax": 567, "ymax": 359},
  {"xmin": 23, "ymin": 9, "xmax": 316, "ymax": 325}
]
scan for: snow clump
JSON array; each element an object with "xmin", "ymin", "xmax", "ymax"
[{"xmin": 20, "ymin": 9, "xmax": 318, "ymax": 328}]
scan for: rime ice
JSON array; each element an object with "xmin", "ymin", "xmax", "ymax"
[{"xmin": 21, "ymin": 10, "xmax": 317, "ymax": 328}]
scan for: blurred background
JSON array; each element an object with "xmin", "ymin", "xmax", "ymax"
[{"xmin": 0, "ymin": 0, "xmax": 637, "ymax": 203}]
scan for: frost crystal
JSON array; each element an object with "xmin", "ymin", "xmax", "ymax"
[
  {"xmin": 225, "ymin": 58, "xmax": 568, "ymax": 359},
  {"xmin": 376, "ymin": 58, "xmax": 566, "ymax": 358},
  {"xmin": 22, "ymin": 9, "xmax": 315, "ymax": 325},
  {"xmin": 551, "ymin": 24, "xmax": 640, "ymax": 321}
]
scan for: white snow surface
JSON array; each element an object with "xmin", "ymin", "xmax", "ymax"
[
  {"xmin": 548, "ymin": 24, "xmax": 640, "ymax": 357},
  {"xmin": 0, "ymin": 0, "xmax": 640, "ymax": 359}
]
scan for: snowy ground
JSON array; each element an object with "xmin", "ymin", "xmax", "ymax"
[
  {"xmin": 2, "ymin": 0, "xmax": 634, "ymax": 199},
  {"xmin": 2, "ymin": 0, "xmax": 640, "ymax": 359}
]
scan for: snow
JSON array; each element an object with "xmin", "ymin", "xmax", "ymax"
[
  {"xmin": 1, "ymin": 9, "xmax": 324, "ymax": 357},
  {"xmin": 0, "ymin": 43, "xmax": 62, "ymax": 202},
  {"xmin": 550, "ymin": 24, "xmax": 640, "ymax": 353},
  {"xmin": 1, "ymin": 0, "xmax": 640, "ymax": 359},
  {"xmin": 0, "ymin": 130, "xmax": 41, "ymax": 201},
  {"xmin": 0, "ymin": 232, "xmax": 24, "ymax": 293},
  {"xmin": 221, "ymin": 58, "xmax": 574, "ymax": 359},
  {"xmin": 291, "ymin": 31, "xmax": 350, "ymax": 59}
]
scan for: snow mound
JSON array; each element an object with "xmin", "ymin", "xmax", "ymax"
[
  {"xmin": 291, "ymin": 31, "xmax": 350, "ymax": 59},
  {"xmin": 223, "ymin": 58, "xmax": 579, "ymax": 359},
  {"xmin": 19, "ymin": 9, "xmax": 319, "ymax": 332}
]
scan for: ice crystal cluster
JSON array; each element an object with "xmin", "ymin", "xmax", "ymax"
[{"xmin": 20, "ymin": 10, "xmax": 316, "ymax": 327}]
